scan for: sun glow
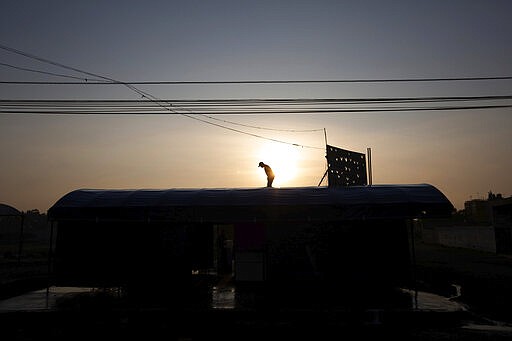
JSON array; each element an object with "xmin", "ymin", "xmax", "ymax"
[{"xmin": 257, "ymin": 143, "xmax": 301, "ymax": 187}]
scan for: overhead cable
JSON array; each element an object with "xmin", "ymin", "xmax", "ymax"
[
  {"xmin": 3, "ymin": 105, "xmax": 510, "ymax": 115},
  {"xmin": 2, "ymin": 96, "xmax": 510, "ymax": 114},
  {"xmin": 0, "ymin": 62, "xmax": 104, "ymax": 82},
  {"xmin": 0, "ymin": 43, "xmax": 323, "ymax": 149},
  {"xmin": 1, "ymin": 77, "xmax": 512, "ymax": 85}
]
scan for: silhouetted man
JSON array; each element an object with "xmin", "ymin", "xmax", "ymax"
[{"xmin": 258, "ymin": 161, "xmax": 275, "ymax": 187}]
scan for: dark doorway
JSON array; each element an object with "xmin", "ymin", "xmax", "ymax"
[{"xmin": 214, "ymin": 224, "xmax": 234, "ymax": 276}]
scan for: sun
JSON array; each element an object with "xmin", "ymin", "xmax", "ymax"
[{"xmin": 257, "ymin": 143, "xmax": 300, "ymax": 187}]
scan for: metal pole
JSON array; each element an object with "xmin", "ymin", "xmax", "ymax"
[
  {"xmin": 367, "ymin": 147, "xmax": 372, "ymax": 186},
  {"xmin": 322, "ymin": 128, "xmax": 329, "ymax": 187},
  {"xmin": 317, "ymin": 169, "xmax": 328, "ymax": 187},
  {"xmin": 409, "ymin": 220, "xmax": 418, "ymax": 308},
  {"xmin": 47, "ymin": 221, "xmax": 54, "ymax": 297},
  {"xmin": 17, "ymin": 213, "xmax": 25, "ymax": 266}
]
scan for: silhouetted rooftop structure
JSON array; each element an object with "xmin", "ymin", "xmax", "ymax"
[
  {"xmin": 0, "ymin": 203, "xmax": 22, "ymax": 217},
  {"xmin": 48, "ymin": 184, "xmax": 454, "ymax": 222},
  {"xmin": 46, "ymin": 184, "xmax": 454, "ymax": 312}
]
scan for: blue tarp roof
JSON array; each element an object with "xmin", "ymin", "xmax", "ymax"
[
  {"xmin": 0, "ymin": 203, "xmax": 22, "ymax": 216},
  {"xmin": 48, "ymin": 184, "xmax": 454, "ymax": 222}
]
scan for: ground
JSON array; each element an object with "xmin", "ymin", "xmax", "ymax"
[{"xmin": 2, "ymin": 240, "xmax": 512, "ymax": 340}]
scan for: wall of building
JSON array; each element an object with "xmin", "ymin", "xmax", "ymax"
[
  {"xmin": 492, "ymin": 200, "xmax": 512, "ymax": 254},
  {"xmin": 437, "ymin": 225, "xmax": 496, "ymax": 253},
  {"xmin": 417, "ymin": 197, "xmax": 512, "ymax": 254},
  {"xmin": 420, "ymin": 224, "xmax": 496, "ymax": 253}
]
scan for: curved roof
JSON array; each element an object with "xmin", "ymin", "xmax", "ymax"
[
  {"xmin": 48, "ymin": 184, "xmax": 454, "ymax": 222},
  {"xmin": 0, "ymin": 203, "xmax": 22, "ymax": 216}
]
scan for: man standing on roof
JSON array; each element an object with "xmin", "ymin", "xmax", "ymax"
[{"xmin": 258, "ymin": 161, "xmax": 275, "ymax": 187}]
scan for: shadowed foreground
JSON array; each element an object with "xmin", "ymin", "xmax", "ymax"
[{"xmin": 3, "ymin": 241, "xmax": 512, "ymax": 340}]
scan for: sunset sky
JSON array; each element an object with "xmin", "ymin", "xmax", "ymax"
[{"xmin": 1, "ymin": 0, "xmax": 511, "ymax": 212}]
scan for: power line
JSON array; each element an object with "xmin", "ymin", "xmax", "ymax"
[
  {"xmin": 179, "ymin": 113, "xmax": 323, "ymax": 149},
  {"xmin": 181, "ymin": 113, "xmax": 324, "ymax": 132},
  {"xmin": 0, "ymin": 62, "xmax": 103, "ymax": 82},
  {"xmin": 0, "ymin": 43, "xmax": 323, "ymax": 149},
  {"xmin": 2, "ymin": 76, "xmax": 512, "ymax": 85},
  {"xmin": 1, "ymin": 46, "xmax": 511, "ymax": 86},
  {"xmin": 2, "ymin": 95, "xmax": 510, "ymax": 105},
  {"xmin": 2, "ymin": 43, "xmax": 510, "ymax": 147},
  {"xmin": 2, "ymin": 96, "xmax": 510, "ymax": 114},
  {"xmin": 3, "ymin": 104, "xmax": 510, "ymax": 115},
  {"xmin": 0, "ymin": 44, "xmax": 121, "ymax": 85}
]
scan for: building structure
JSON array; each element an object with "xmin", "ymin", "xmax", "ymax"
[{"xmin": 47, "ymin": 184, "xmax": 454, "ymax": 308}]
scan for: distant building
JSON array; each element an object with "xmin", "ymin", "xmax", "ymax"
[
  {"xmin": 464, "ymin": 191, "xmax": 505, "ymax": 225},
  {"xmin": 492, "ymin": 197, "xmax": 512, "ymax": 255},
  {"xmin": 464, "ymin": 199, "xmax": 491, "ymax": 224},
  {"xmin": 418, "ymin": 193, "xmax": 512, "ymax": 254}
]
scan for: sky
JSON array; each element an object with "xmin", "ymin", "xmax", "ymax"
[{"xmin": 1, "ymin": 0, "xmax": 511, "ymax": 212}]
